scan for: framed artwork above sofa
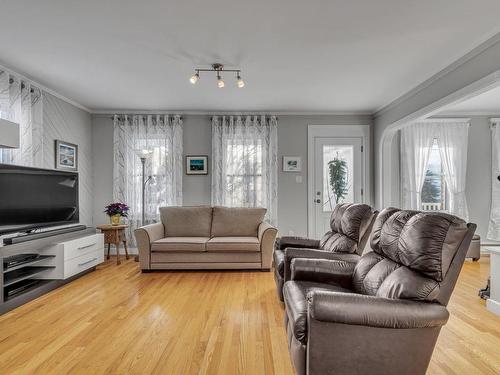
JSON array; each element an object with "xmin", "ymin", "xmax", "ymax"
[{"xmin": 186, "ymin": 155, "xmax": 208, "ymax": 175}]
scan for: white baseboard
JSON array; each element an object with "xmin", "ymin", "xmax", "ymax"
[{"xmin": 487, "ymin": 298, "xmax": 500, "ymax": 316}]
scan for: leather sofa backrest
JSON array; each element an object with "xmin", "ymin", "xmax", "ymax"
[
  {"xmin": 160, "ymin": 206, "xmax": 213, "ymax": 237},
  {"xmin": 211, "ymin": 206, "xmax": 266, "ymax": 237},
  {"xmin": 319, "ymin": 203, "xmax": 375, "ymax": 255},
  {"xmin": 353, "ymin": 207, "xmax": 472, "ymax": 304}
]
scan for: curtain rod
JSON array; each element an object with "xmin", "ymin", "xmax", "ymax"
[
  {"xmin": 209, "ymin": 115, "xmax": 279, "ymax": 121},
  {"xmin": 111, "ymin": 114, "xmax": 183, "ymax": 120},
  {"xmin": 109, "ymin": 115, "xmax": 278, "ymax": 121}
]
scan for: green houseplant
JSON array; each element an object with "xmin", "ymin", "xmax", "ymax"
[{"xmin": 328, "ymin": 155, "xmax": 349, "ymax": 205}]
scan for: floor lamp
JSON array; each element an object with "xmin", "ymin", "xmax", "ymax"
[{"xmin": 134, "ymin": 149, "xmax": 154, "ymax": 261}]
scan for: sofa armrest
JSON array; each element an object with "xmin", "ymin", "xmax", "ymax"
[
  {"xmin": 290, "ymin": 258, "xmax": 355, "ymax": 288},
  {"xmin": 308, "ymin": 291, "xmax": 449, "ymax": 329},
  {"xmin": 258, "ymin": 222, "xmax": 278, "ymax": 270},
  {"xmin": 278, "ymin": 236, "xmax": 320, "ymax": 250},
  {"xmin": 284, "ymin": 248, "xmax": 360, "ymax": 282},
  {"xmin": 134, "ymin": 222, "xmax": 165, "ymax": 270}
]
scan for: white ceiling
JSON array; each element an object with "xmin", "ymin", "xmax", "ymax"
[
  {"xmin": 438, "ymin": 84, "xmax": 500, "ymax": 115},
  {"xmin": 2, "ymin": 1, "xmax": 500, "ymax": 113}
]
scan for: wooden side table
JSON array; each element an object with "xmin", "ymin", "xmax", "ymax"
[{"xmin": 96, "ymin": 224, "xmax": 129, "ymax": 265}]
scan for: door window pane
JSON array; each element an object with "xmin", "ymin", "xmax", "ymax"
[
  {"xmin": 422, "ymin": 139, "xmax": 448, "ymax": 211},
  {"xmin": 323, "ymin": 145, "xmax": 354, "ymax": 211}
]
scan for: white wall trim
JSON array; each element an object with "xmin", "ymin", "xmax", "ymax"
[
  {"xmin": 421, "ymin": 117, "xmax": 471, "ymax": 123},
  {"xmin": 0, "ymin": 61, "xmax": 91, "ymax": 113},
  {"xmin": 307, "ymin": 125, "xmax": 371, "ymax": 237},
  {"xmin": 90, "ymin": 110, "xmax": 373, "ymax": 116},
  {"xmin": 374, "ymin": 31, "xmax": 500, "ymax": 117},
  {"xmin": 439, "ymin": 111, "xmax": 500, "ymax": 117}
]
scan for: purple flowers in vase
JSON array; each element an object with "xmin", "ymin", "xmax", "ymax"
[{"xmin": 104, "ymin": 202, "xmax": 130, "ymax": 226}]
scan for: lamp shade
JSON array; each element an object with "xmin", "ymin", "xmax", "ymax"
[
  {"xmin": 0, "ymin": 118, "xmax": 20, "ymax": 148},
  {"xmin": 134, "ymin": 149, "xmax": 154, "ymax": 159}
]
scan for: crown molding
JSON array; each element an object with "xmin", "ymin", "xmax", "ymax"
[
  {"xmin": 374, "ymin": 31, "xmax": 500, "ymax": 118},
  {"xmin": 0, "ymin": 61, "xmax": 91, "ymax": 113},
  {"xmin": 90, "ymin": 109, "xmax": 373, "ymax": 117},
  {"xmin": 436, "ymin": 110, "xmax": 500, "ymax": 117}
]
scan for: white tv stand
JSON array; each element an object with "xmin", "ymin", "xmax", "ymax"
[{"xmin": 0, "ymin": 228, "xmax": 104, "ymax": 314}]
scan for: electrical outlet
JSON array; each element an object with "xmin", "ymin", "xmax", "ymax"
[{"xmin": 295, "ymin": 175, "xmax": 302, "ymax": 183}]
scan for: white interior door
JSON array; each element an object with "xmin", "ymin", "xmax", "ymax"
[{"xmin": 312, "ymin": 137, "xmax": 363, "ymax": 239}]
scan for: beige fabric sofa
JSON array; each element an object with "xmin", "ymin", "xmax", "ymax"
[{"xmin": 134, "ymin": 206, "xmax": 278, "ymax": 271}]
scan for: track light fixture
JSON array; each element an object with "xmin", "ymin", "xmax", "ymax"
[
  {"xmin": 189, "ymin": 63, "xmax": 245, "ymax": 88},
  {"xmin": 190, "ymin": 72, "xmax": 199, "ymax": 84}
]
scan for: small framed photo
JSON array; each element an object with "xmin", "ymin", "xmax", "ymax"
[
  {"xmin": 283, "ymin": 156, "xmax": 302, "ymax": 172},
  {"xmin": 186, "ymin": 155, "xmax": 208, "ymax": 175},
  {"xmin": 55, "ymin": 140, "xmax": 78, "ymax": 171}
]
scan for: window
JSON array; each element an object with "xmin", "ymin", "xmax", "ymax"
[
  {"xmin": 211, "ymin": 115, "xmax": 278, "ymax": 224},
  {"xmin": 223, "ymin": 139, "xmax": 264, "ymax": 207},
  {"xmin": 421, "ymin": 139, "xmax": 448, "ymax": 211}
]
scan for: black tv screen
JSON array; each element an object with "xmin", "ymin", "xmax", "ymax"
[{"xmin": 0, "ymin": 164, "xmax": 79, "ymax": 235}]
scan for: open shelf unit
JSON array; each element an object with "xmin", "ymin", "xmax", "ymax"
[
  {"xmin": 2, "ymin": 254, "xmax": 56, "ymax": 302},
  {"xmin": 0, "ymin": 228, "xmax": 103, "ymax": 315}
]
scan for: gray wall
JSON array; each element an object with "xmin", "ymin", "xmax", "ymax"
[
  {"xmin": 465, "ymin": 117, "xmax": 493, "ymax": 238},
  {"xmin": 43, "ymin": 93, "xmax": 93, "ymax": 226},
  {"xmin": 91, "ymin": 114, "xmax": 372, "ymax": 236}
]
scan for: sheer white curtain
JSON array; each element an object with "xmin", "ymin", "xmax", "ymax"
[
  {"xmin": 212, "ymin": 115, "xmax": 278, "ymax": 225},
  {"xmin": 0, "ymin": 71, "xmax": 43, "ymax": 167},
  {"xmin": 436, "ymin": 122, "xmax": 469, "ymax": 220},
  {"xmin": 401, "ymin": 122, "xmax": 437, "ymax": 209},
  {"xmin": 488, "ymin": 121, "xmax": 500, "ymax": 240},
  {"xmin": 113, "ymin": 114, "xmax": 183, "ymax": 243}
]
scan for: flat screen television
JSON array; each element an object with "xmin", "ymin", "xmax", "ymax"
[{"xmin": 0, "ymin": 164, "xmax": 79, "ymax": 235}]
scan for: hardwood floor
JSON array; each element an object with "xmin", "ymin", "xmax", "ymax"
[{"xmin": 0, "ymin": 257, "xmax": 498, "ymax": 375}]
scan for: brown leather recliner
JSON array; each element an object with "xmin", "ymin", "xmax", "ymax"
[
  {"xmin": 273, "ymin": 203, "xmax": 377, "ymax": 301},
  {"xmin": 282, "ymin": 207, "xmax": 476, "ymax": 375}
]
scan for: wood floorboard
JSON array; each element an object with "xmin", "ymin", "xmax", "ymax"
[{"xmin": 0, "ymin": 257, "xmax": 498, "ymax": 374}]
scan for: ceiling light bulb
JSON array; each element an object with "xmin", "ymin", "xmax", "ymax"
[
  {"xmin": 217, "ymin": 75, "xmax": 225, "ymax": 88},
  {"xmin": 237, "ymin": 75, "xmax": 245, "ymax": 88},
  {"xmin": 190, "ymin": 72, "xmax": 199, "ymax": 84}
]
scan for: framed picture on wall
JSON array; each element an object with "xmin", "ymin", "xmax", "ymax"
[
  {"xmin": 55, "ymin": 140, "xmax": 78, "ymax": 171},
  {"xmin": 283, "ymin": 156, "xmax": 301, "ymax": 172},
  {"xmin": 186, "ymin": 155, "xmax": 208, "ymax": 175}
]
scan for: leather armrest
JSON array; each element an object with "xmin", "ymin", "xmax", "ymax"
[
  {"xmin": 290, "ymin": 258, "xmax": 355, "ymax": 288},
  {"xmin": 284, "ymin": 247, "xmax": 360, "ymax": 282},
  {"xmin": 258, "ymin": 222, "xmax": 278, "ymax": 270},
  {"xmin": 134, "ymin": 222, "xmax": 164, "ymax": 270},
  {"xmin": 278, "ymin": 236, "xmax": 320, "ymax": 250},
  {"xmin": 308, "ymin": 291, "xmax": 449, "ymax": 329}
]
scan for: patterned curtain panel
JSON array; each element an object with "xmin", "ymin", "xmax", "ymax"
[
  {"xmin": 211, "ymin": 115, "xmax": 278, "ymax": 225},
  {"xmin": 400, "ymin": 122, "xmax": 436, "ymax": 210},
  {"xmin": 488, "ymin": 121, "xmax": 500, "ymax": 240},
  {"xmin": 113, "ymin": 114, "xmax": 183, "ymax": 244},
  {"xmin": 0, "ymin": 71, "xmax": 43, "ymax": 167}
]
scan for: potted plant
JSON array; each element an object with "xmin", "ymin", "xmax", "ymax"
[
  {"xmin": 328, "ymin": 154, "xmax": 349, "ymax": 207},
  {"xmin": 104, "ymin": 203, "xmax": 129, "ymax": 226}
]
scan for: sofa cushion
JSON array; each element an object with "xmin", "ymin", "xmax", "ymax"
[
  {"xmin": 211, "ymin": 206, "xmax": 266, "ymax": 237},
  {"xmin": 283, "ymin": 281, "xmax": 352, "ymax": 344},
  {"xmin": 206, "ymin": 237, "xmax": 260, "ymax": 252},
  {"xmin": 160, "ymin": 206, "xmax": 213, "ymax": 237},
  {"xmin": 151, "ymin": 237, "xmax": 209, "ymax": 252}
]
